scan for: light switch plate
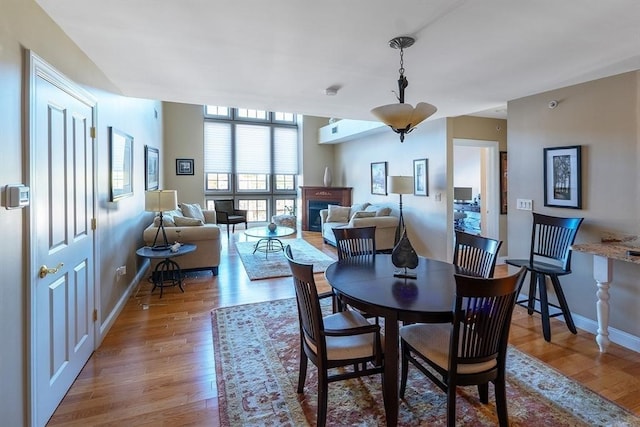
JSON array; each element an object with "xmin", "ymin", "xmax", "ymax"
[{"xmin": 516, "ymin": 199, "xmax": 533, "ymax": 211}]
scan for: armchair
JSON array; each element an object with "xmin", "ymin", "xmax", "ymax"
[{"xmin": 213, "ymin": 199, "xmax": 248, "ymax": 238}]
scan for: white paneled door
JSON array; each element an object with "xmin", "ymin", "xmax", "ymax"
[{"xmin": 28, "ymin": 52, "xmax": 97, "ymax": 426}]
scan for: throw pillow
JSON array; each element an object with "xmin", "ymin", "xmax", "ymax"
[
  {"xmin": 326, "ymin": 205, "xmax": 351, "ymax": 223},
  {"xmin": 174, "ymin": 216, "xmax": 204, "ymax": 226},
  {"xmin": 180, "ymin": 203, "xmax": 205, "ymax": 222},
  {"xmin": 365, "ymin": 205, "xmax": 392, "ymax": 216},
  {"xmin": 351, "ymin": 211, "xmax": 376, "ymax": 219},
  {"xmin": 349, "ymin": 202, "xmax": 370, "ymax": 219},
  {"xmin": 153, "ymin": 208, "xmax": 182, "ymax": 227}
]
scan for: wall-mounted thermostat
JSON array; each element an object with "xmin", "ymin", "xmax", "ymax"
[{"xmin": 6, "ymin": 184, "xmax": 30, "ymax": 209}]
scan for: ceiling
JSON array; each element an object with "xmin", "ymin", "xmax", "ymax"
[{"xmin": 35, "ymin": 0, "xmax": 640, "ymax": 121}]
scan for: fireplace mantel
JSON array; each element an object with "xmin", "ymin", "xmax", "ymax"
[{"xmin": 300, "ymin": 186, "xmax": 352, "ymax": 231}]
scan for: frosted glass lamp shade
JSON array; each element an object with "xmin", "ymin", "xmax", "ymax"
[
  {"xmin": 145, "ymin": 190, "xmax": 178, "ymax": 212},
  {"xmin": 388, "ymin": 176, "xmax": 413, "ymax": 195},
  {"xmin": 371, "ymin": 102, "xmax": 437, "ymax": 132}
]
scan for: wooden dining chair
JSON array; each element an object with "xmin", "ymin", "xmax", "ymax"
[
  {"xmin": 332, "ymin": 226, "xmax": 377, "ymax": 316},
  {"xmin": 332, "ymin": 226, "xmax": 377, "ymax": 259},
  {"xmin": 399, "ymin": 267, "xmax": 527, "ymax": 427},
  {"xmin": 505, "ymin": 212, "xmax": 584, "ymax": 342},
  {"xmin": 453, "ymin": 231, "xmax": 502, "ymax": 278},
  {"xmin": 284, "ymin": 245, "xmax": 384, "ymax": 427}
]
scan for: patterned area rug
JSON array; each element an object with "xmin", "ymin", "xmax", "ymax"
[
  {"xmin": 212, "ymin": 298, "xmax": 640, "ymax": 426},
  {"xmin": 235, "ymin": 238, "xmax": 336, "ymax": 280}
]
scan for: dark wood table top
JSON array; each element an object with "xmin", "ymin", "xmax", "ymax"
[{"xmin": 325, "ymin": 253, "xmax": 464, "ymax": 323}]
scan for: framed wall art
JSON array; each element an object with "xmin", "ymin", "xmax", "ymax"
[
  {"xmin": 544, "ymin": 145, "xmax": 582, "ymax": 209},
  {"xmin": 109, "ymin": 127, "xmax": 134, "ymax": 202},
  {"xmin": 413, "ymin": 158, "xmax": 428, "ymax": 196},
  {"xmin": 145, "ymin": 146, "xmax": 159, "ymax": 190},
  {"xmin": 176, "ymin": 158, "xmax": 194, "ymax": 175},
  {"xmin": 370, "ymin": 161, "xmax": 387, "ymax": 195}
]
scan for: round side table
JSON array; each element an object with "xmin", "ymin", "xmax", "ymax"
[{"xmin": 136, "ymin": 243, "xmax": 197, "ymax": 298}]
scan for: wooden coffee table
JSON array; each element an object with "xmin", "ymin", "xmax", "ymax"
[{"xmin": 244, "ymin": 226, "xmax": 295, "ymax": 259}]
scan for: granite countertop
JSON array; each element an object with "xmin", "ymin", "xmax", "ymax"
[{"xmin": 571, "ymin": 233, "xmax": 640, "ymax": 264}]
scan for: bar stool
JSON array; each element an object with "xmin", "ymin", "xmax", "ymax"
[{"xmin": 505, "ymin": 212, "xmax": 583, "ymax": 342}]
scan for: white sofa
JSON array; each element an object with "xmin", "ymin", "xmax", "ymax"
[
  {"xmin": 142, "ymin": 203, "xmax": 222, "ymax": 275},
  {"xmin": 319, "ymin": 202, "xmax": 399, "ymax": 251}
]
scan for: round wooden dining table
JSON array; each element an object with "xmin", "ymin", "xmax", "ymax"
[{"xmin": 325, "ymin": 254, "xmax": 464, "ymax": 427}]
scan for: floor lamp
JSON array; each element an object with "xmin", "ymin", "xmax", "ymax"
[
  {"xmin": 145, "ymin": 190, "xmax": 178, "ymax": 250},
  {"xmin": 387, "ymin": 176, "xmax": 413, "ymax": 244}
]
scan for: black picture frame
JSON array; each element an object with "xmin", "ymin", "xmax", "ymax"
[
  {"xmin": 176, "ymin": 158, "xmax": 194, "ymax": 175},
  {"xmin": 371, "ymin": 161, "xmax": 387, "ymax": 195},
  {"xmin": 544, "ymin": 145, "xmax": 582, "ymax": 209},
  {"xmin": 499, "ymin": 151, "xmax": 508, "ymax": 214},
  {"xmin": 413, "ymin": 158, "xmax": 428, "ymax": 196},
  {"xmin": 145, "ymin": 146, "xmax": 159, "ymax": 190},
  {"xmin": 109, "ymin": 127, "xmax": 134, "ymax": 201}
]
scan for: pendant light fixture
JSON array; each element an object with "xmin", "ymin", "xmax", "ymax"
[{"xmin": 371, "ymin": 36, "xmax": 437, "ymax": 143}]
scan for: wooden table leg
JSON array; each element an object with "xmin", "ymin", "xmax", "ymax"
[{"xmin": 383, "ymin": 311, "xmax": 399, "ymax": 426}]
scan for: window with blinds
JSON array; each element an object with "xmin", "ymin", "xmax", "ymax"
[{"xmin": 203, "ymin": 106, "xmax": 299, "ymax": 221}]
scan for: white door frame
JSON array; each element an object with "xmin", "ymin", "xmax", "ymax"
[{"xmin": 452, "ymin": 138, "xmax": 500, "ymax": 240}]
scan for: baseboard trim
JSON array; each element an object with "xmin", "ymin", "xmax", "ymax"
[
  {"xmin": 516, "ymin": 292, "xmax": 640, "ymax": 352},
  {"xmin": 98, "ymin": 260, "xmax": 150, "ymax": 345}
]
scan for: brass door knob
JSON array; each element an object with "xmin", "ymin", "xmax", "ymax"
[{"xmin": 39, "ymin": 262, "xmax": 64, "ymax": 278}]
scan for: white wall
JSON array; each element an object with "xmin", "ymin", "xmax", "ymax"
[
  {"xmin": 334, "ymin": 119, "xmax": 451, "ymax": 259},
  {"xmin": 508, "ymin": 71, "xmax": 640, "ymax": 341}
]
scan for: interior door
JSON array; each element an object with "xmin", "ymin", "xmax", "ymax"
[{"xmin": 28, "ymin": 52, "xmax": 97, "ymax": 426}]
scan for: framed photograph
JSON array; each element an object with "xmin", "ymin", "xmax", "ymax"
[
  {"xmin": 176, "ymin": 158, "xmax": 194, "ymax": 175},
  {"xmin": 499, "ymin": 151, "xmax": 508, "ymax": 214},
  {"xmin": 371, "ymin": 161, "xmax": 387, "ymax": 195},
  {"xmin": 145, "ymin": 146, "xmax": 159, "ymax": 190},
  {"xmin": 413, "ymin": 158, "xmax": 428, "ymax": 196},
  {"xmin": 109, "ymin": 127, "xmax": 134, "ymax": 202},
  {"xmin": 544, "ymin": 145, "xmax": 582, "ymax": 209}
]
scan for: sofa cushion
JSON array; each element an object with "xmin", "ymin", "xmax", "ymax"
[
  {"xmin": 326, "ymin": 205, "xmax": 351, "ymax": 223},
  {"xmin": 180, "ymin": 203, "xmax": 205, "ymax": 222},
  {"xmin": 365, "ymin": 205, "xmax": 392, "ymax": 216},
  {"xmin": 174, "ymin": 216, "xmax": 204, "ymax": 226}
]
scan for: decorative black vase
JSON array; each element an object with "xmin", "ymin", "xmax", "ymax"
[{"xmin": 391, "ymin": 229, "xmax": 418, "ymax": 278}]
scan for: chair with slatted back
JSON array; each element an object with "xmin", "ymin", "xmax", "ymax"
[
  {"xmin": 284, "ymin": 245, "xmax": 384, "ymax": 427},
  {"xmin": 505, "ymin": 212, "xmax": 584, "ymax": 342},
  {"xmin": 332, "ymin": 226, "xmax": 377, "ymax": 259},
  {"xmin": 332, "ymin": 226, "xmax": 377, "ymax": 315},
  {"xmin": 399, "ymin": 267, "xmax": 527, "ymax": 427},
  {"xmin": 453, "ymin": 231, "xmax": 502, "ymax": 278}
]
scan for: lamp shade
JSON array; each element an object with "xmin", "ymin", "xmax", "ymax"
[
  {"xmin": 388, "ymin": 176, "xmax": 413, "ymax": 195},
  {"xmin": 145, "ymin": 190, "xmax": 178, "ymax": 212},
  {"xmin": 371, "ymin": 102, "xmax": 437, "ymax": 131}
]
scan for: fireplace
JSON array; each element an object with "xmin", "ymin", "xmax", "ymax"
[
  {"xmin": 300, "ymin": 186, "xmax": 352, "ymax": 231},
  {"xmin": 307, "ymin": 200, "xmax": 338, "ymax": 232}
]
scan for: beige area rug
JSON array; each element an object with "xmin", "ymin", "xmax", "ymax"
[
  {"xmin": 235, "ymin": 238, "xmax": 336, "ymax": 280},
  {"xmin": 212, "ymin": 298, "xmax": 640, "ymax": 426}
]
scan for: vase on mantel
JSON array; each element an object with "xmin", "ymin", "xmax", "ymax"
[{"xmin": 323, "ymin": 166, "xmax": 332, "ymax": 187}]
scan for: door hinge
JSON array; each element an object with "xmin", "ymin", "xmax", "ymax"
[
  {"xmin": 90, "ymin": 127, "xmax": 96, "ymax": 139},
  {"xmin": 93, "ymin": 309, "xmax": 98, "ymax": 322},
  {"xmin": 91, "ymin": 218, "xmax": 97, "ymax": 230}
]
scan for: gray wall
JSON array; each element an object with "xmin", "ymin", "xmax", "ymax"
[
  {"xmin": 507, "ymin": 71, "xmax": 640, "ymax": 341},
  {"xmin": 1, "ymin": 1, "xmax": 162, "ymax": 424}
]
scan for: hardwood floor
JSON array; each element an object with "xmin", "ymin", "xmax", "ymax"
[{"xmin": 48, "ymin": 231, "xmax": 640, "ymax": 425}]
